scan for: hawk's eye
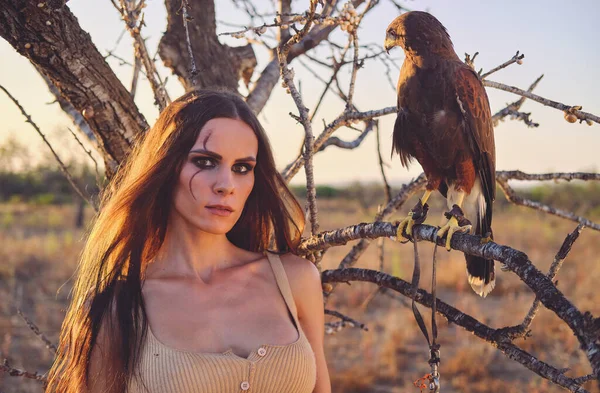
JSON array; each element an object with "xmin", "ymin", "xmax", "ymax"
[{"xmin": 387, "ymin": 29, "xmax": 396, "ymax": 37}]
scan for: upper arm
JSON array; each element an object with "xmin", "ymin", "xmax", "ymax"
[{"xmin": 281, "ymin": 254, "xmax": 331, "ymax": 393}]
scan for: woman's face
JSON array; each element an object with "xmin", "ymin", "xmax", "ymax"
[{"xmin": 171, "ymin": 117, "xmax": 259, "ymax": 235}]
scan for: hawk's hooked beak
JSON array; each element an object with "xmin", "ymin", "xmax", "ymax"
[
  {"xmin": 384, "ymin": 36, "xmax": 396, "ymax": 54},
  {"xmin": 383, "ymin": 33, "xmax": 398, "ymax": 55}
]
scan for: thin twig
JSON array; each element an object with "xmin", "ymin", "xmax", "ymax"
[
  {"xmin": 480, "ymin": 50, "xmax": 524, "ymax": 79},
  {"xmin": 308, "ymin": 39, "xmax": 353, "ymax": 122},
  {"xmin": 278, "ymin": 0, "xmax": 292, "ymax": 46},
  {"xmin": 484, "ymin": 79, "xmax": 600, "ymax": 124},
  {"xmin": 346, "ymin": 30, "xmax": 360, "ymax": 109},
  {"xmin": 492, "ymin": 74, "xmax": 544, "ymax": 127},
  {"xmin": 17, "ymin": 309, "xmax": 57, "ymax": 354},
  {"xmin": 323, "ymin": 174, "xmax": 427, "ymax": 303},
  {"xmin": 497, "ymin": 178, "xmax": 600, "ymax": 231},
  {"xmin": 517, "ymin": 225, "xmax": 584, "ymax": 337},
  {"xmin": 282, "ymin": 106, "xmax": 397, "ymax": 182},
  {"xmin": 324, "ymin": 309, "xmax": 369, "ymax": 332},
  {"xmin": 574, "ymin": 374, "xmax": 596, "ymax": 385},
  {"xmin": 114, "ymin": 0, "xmax": 169, "ymax": 110},
  {"xmin": 0, "ymin": 85, "xmax": 97, "ymax": 211},
  {"xmin": 66, "ymin": 127, "xmax": 102, "ymax": 196},
  {"xmin": 497, "ymin": 171, "xmax": 600, "ymax": 182},
  {"xmin": 359, "ymin": 233, "xmax": 386, "ymax": 312},
  {"xmin": 130, "ymin": 54, "xmax": 141, "ymax": 98},
  {"xmin": 278, "ymin": 0, "xmax": 320, "ymax": 235},
  {"xmin": 181, "ymin": 0, "xmax": 199, "ymax": 86},
  {"xmin": 1, "ymin": 359, "xmax": 46, "ymax": 383},
  {"xmin": 344, "ymin": 0, "xmax": 375, "ymax": 108},
  {"xmin": 317, "ymin": 120, "xmax": 374, "ymax": 151}
]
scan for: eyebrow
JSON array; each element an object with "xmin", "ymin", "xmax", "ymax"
[{"xmin": 189, "ymin": 148, "xmax": 256, "ymax": 162}]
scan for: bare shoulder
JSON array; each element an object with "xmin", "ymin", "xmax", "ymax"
[
  {"xmin": 278, "ymin": 253, "xmax": 323, "ymax": 318},
  {"xmin": 279, "ymin": 253, "xmax": 321, "ymax": 287}
]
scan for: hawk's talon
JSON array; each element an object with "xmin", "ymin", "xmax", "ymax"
[
  {"xmin": 437, "ymin": 207, "xmax": 472, "ymax": 251},
  {"xmin": 395, "ymin": 213, "xmax": 415, "ymax": 242},
  {"xmin": 395, "ymin": 199, "xmax": 429, "ymax": 242}
]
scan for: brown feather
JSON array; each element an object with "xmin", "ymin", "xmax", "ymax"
[{"xmin": 388, "ymin": 11, "xmax": 496, "ymax": 296}]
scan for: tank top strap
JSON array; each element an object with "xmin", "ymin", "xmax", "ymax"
[{"xmin": 265, "ymin": 251, "xmax": 300, "ymax": 327}]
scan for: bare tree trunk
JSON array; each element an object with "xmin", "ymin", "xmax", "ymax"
[
  {"xmin": 159, "ymin": 0, "xmax": 256, "ymax": 92},
  {"xmin": 0, "ymin": 0, "xmax": 147, "ymax": 168}
]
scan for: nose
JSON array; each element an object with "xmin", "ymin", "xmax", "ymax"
[{"xmin": 213, "ymin": 167, "xmax": 234, "ymax": 195}]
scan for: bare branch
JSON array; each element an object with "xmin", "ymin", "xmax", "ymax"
[
  {"xmin": 278, "ymin": 0, "xmax": 320, "ymax": 234},
  {"xmin": 324, "ymin": 309, "xmax": 369, "ymax": 334},
  {"xmin": 497, "ymin": 178, "xmax": 600, "ymax": 232},
  {"xmin": 491, "ymin": 74, "xmax": 543, "ymax": 127},
  {"xmin": 308, "ymin": 40, "xmax": 353, "ymax": 122},
  {"xmin": 1, "ymin": 359, "xmax": 46, "ymax": 383},
  {"xmin": 501, "ymin": 109, "xmax": 539, "ymax": 127},
  {"xmin": 517, "ymin": 225, "xmax": 584, "ymax": 337},
  {"xmin": 321, "ymin": 267, "xmax": 592, "ymax": 392},
  {"xmin": 311, "ymin": 217, "xmax": 600, "ymax": 381},
  {"xmin": 323, "ymin": 174, "xmax": 427, "ymax": 305},
  {"xmin": 17, "ymin": 309, "xmax": 57, "ymax": 355},
  {"xmin": 464, "ymin": 51, "xmax": 479, "ymax": 70},
  {"xmin": 344, "ymin": 0, "xmax": 376, "ymax": 108},
  {"xmin": 346, "ymin": 31, "xmax": 360, "ymax": 108},
  {"xmin": 497, "ymin": 170, "xmax": 600, "ymax": 182},
  {"xmin": 181, "ymin": 0, "xmax": 199, "ymax": 86},
  {"xmin": 247, "ymin": 0, "xmax": 373, "ymax": 113},
  {"xmin": 282, "ymin": 106, "xmax": 397, "ymax": 182},
  {"xmin": 0, "ymin": 0, "xmax": 147, "ymax": 166},
  {"xmin": 159, "ymin": 0, "xmax": 256, "ymax": 92},
  {"xmin": 574, "ymin": 374, "xmax": 596, "ymax": 385},
  {"xmin": 0, "ymin": 85, "xmax": 98, "ymax": 211},
  {"xmin": 484, "ymin": 79, "xmax": 600, "ymax": 125},
  {"xmin": 317, "ymin": 120, "xmax": 374, "ymax": 151},
  {"xmin": 480, "ymin": 50, "xmax": 524, "ymax": 79},
  {"xmin": 113, "ymin": 0, "xmax": 169, "ymax": 110},
  {"xmin": 66, "ymin": 127, "xmax": 103, "ymax": 192},
  {"xmin": 278, "ymin": 0, "xmax": 292, "ymax": 44},
  {"xmin": 130, "ymin": 54, "xmax": 141, "ymax": 98}
]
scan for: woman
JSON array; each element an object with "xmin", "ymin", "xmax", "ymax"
[{"xmin": 45, "ymin": 89, "xmax": 331, "ymax": 393}]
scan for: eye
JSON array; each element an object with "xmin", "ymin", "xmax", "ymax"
[
  {"xmin": 387, "ymin": 29, "xmax": 396, "ymax": 37},
  {"xmin": 192, "ymin": 157, "xmax": 215, "ymax": 169},
  {"xmin": 233, "ymin": 163, "xmax": 254, "ymax": 174}
]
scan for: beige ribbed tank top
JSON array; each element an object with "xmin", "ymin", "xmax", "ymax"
[{"xmin": 128, "ymin": 252, "xmax": 317, "ymax": 393}]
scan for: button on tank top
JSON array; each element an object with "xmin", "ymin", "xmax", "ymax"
[{"xmin": 128, "ymin": 252, "xmax": 317, "ymax": 393}]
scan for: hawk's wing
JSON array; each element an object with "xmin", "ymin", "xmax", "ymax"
[{"xmin": 454, "ymin": 66, "xmax": 496, "ymax": 222}]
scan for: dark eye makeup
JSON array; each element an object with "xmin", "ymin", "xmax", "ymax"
[{"xmin": 191, "ymin": 156, "xmax": 254, "ymax": 174}]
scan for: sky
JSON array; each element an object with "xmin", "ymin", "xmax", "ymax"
[{"xmin": 1, "ymin": 0, "xmax": 599, "ymax": 186}]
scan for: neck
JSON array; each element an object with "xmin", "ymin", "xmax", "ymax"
[
  {"xmin": 406, "ymin": 51, "xmax": 438, "ymax": 69},
  {"xmin": 406, "ymin": 45, "xmax": 459, "ymax": 69},
  {"xmin": 145, "ymin": 215, "xmax": 246, "ymax": 283}
]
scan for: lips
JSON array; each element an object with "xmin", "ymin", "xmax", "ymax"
[
  {"xmin": 206, "ymin": 204, "xmax": 233, "ymax": 212},
  {"xmin": 206, "ymin": 205, "xmax": 233, "ymax": 217}
]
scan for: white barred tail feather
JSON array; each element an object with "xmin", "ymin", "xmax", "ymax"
[{"xmin": 447, "ymin": 178, "xmax": 496, "ymax": 297}]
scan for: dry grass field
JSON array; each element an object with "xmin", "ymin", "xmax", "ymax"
[{"xmin": 0, "ymin": 193, "xmax": 599, "ymax": 392}]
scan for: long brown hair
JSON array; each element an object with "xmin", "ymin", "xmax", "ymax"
[{"xmin": 45, "ymin": 89, "xmax": 305, "ymax": 393}]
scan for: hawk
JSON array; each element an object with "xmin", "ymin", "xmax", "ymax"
[{"xmin": 384, "ymin": 11, "xmax": 496, "ymax": 297}]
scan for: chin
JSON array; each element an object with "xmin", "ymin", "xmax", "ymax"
[
  {"xmin": 194, "ymin": 221, "xmax": 234, "ymax": 235},
  {"xmin": 198, "ymin": 215, "xmax": 240, "ymax": 234}
]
